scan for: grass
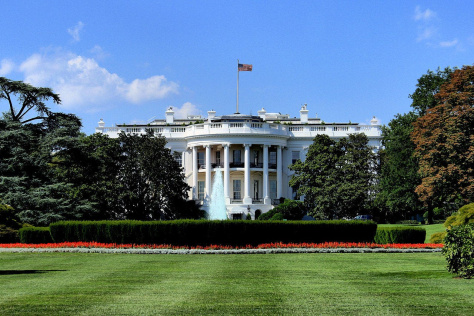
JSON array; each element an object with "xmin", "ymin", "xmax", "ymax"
[
  {"xmin": 0, "ymin": 252, "xmax": 472, "ymax": 315},
  {"xmin": 378, "ymin": 223, "xmax": 446, "ymax": 243}
]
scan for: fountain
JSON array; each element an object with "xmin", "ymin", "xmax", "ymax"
[{"xmin": 208, "ymin": 168, "xmax": 227, "ymax": 220}]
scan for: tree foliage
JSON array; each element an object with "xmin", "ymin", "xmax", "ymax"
[
  {"xmin": 412, "ymin": 65, "xmax": 474, "ymax": 208},
  {"xmin": 409, "ymin": 67, "xmax": 454, "ymax": 116},
  {"xmin": 376, "ymin": 112, "xmax": 423, "ymax": 221},
  {"xmin": 0, "ymin": 77, "xmax": 61, "ymax": 124},
  {"xmin": 290, "ymin": 134, "xmax": 377, "ymax": 219}
]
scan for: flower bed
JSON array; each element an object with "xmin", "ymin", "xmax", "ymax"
[{"xmin": 0, "ymin": 241, "xmax": 443, "ymax": 250}]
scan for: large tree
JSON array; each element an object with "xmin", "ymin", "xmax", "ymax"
[
  {"xmin": 376, "ymin": 112, "xmax": 423, "ymax": 222},
  {"xmin": 0, "ymin": 77, "xmax": 61, "ymax": 124},
  {"xmin": 116, "ymin": 131, "xmax": 191, "ymax": 220},
  {"xmin": 412, "ymin": 65, "xmax": 474, "ymax": 211},
  {"xmin": 290, "ymin": 133, "xmax": 377, "ymax": 219}
]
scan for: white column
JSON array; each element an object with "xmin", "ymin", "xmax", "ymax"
[
  {"xmin": 205, "ymin": 145, "xmax": 211, "ymax": 203},
  {"xmin": 243, "ymin": 144, "xmax": 252, "ymax": 204},
  {"xmin": 276, "ymin": 145, "xmax": 282, "ymax": 199},
  {"xmin": 263, "ymin": 144, "xmax": 270, "ymax": 204},
  {"xmin": 224, "ymin": 144, "xmax": 230, "ymax": 204},
  {"xmin": 192, "ymin": 146, "xmax": 198, "ymax": 200}
]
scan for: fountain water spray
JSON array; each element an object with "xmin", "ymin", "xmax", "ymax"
[{"xmin": 208, "ymin": 168, "xmax": 227, "ymax": 220}]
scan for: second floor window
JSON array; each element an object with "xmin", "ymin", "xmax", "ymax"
[{"xmin": 233, "ymin": 150, "xmax": 241, "ymax": 163}]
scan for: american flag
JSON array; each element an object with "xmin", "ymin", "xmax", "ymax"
[{"xmin": 238, "ymin": 63, "xmax": 253, "ymax": 71}]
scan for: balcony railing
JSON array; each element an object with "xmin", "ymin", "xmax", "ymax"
[{"xmin": 96, "ymin": 122, "xmax": 382, "ymax": 138}]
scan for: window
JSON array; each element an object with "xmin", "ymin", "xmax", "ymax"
[
  {"xmin": 233, "ymin": 179, "xmax": 241, "ymax": 200},
  {"xmin": 253, "ymin": 150, "xmax": 259, "ymax": 164},
  {"xmin": 198, "ymin": 181, "xmax": 205, "ymax": 200},
  {"xmin": 269, "ymin": 151, "xmax": 277, "ymax": 168},
  {"xmin": 233, "ymin": 150, "xmax": 241, "ymax": 163},
  {"xmin": 197, "ymin": 152, "xmax": 205, "ymax": 167},
  {"xmin": 215, "ymin": 151, "xmax": 221, "ymax": 165},
  {"xmin": 173, "ymin": 151, "xmax": 182, "ymax": 167},
  {"xmin": 270, "ymin": 180, "xmax": 277, "ymax": 199},
  {"xmin": 292, "ymin": 151, "xmax": 300, "ymax": 164}
]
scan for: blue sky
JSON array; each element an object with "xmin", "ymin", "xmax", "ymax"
[{"xmin": 1, "ymin": 1, "xmax": 473, "ymax": 134}]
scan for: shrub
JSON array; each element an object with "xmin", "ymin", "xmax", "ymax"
[
  {"xmin": 442, "ymin": 223, "xmax": 474, "ymax": 279},
  {"xmin": 444, "ymin": 203, "xmax": 474, "ymax": 228},
  {"xmin": 374, "ymin": 227, "xmax": 426, "ymax": 244},
  {"xmin": 49, "ymin": 220, "xmax": 377, "ymax": 246},
  {"xmin": 19, "ymin": 227, "xmax": 53, "ymax": 243},
  {"xmin": 429, "ymin": 232, "xmax": 446, "ymax": 244},
  {"xmin": 273, "ymin": 199, "xmax": 306, "ymax": 220},
  {"xmin": 270, "ymin": 213, "xmax": 284, "ymax": 220},
  {"xmin": 258, "ymin": 208, "xmax": 280, "ymax": 220}
]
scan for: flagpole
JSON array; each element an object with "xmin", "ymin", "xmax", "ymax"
[{"xmin": 236, "ymin": 59, "xmax": 239, "ymax": 114}]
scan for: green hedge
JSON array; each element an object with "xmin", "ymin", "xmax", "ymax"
[
  {"xmin": 49, "ymin": 220, "xmax": 377, "ymax": 246},
  {"xmin": 374, "ymin": 227, "xmax": 426, "ymax": 244},
  {"xmin": 19, "ymin": 227, "xmax": 53, "ymax": 244}
]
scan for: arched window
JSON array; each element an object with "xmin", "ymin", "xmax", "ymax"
[{"xmin": 255, "ymin": 209, "xmax": 262, "ymax": 220}]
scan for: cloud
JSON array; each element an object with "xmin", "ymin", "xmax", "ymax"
[
  {"xmin": 0, "ymin": 59, "xmax": 15, "ymax": 76},
  {"xmin": 439, "ymin": 39, "xmax": 458, "ymax": 48},
  {"xmin": 126, "ymin": 76, "xmax": 178, "ymax": 104},
  {"xmin": 18, "ymin": 50, "xmax": 179, "ymax": 111},
  {"xmin": 67, "ymin": 21, "xmax": 84, "ymax": 42},
  {"xmin": 89, "ymin": 45, "xmax": 109, "ymax": 60},
  {"xmin": 172, "ymin": 102, "xmax": 201, "ymax": 119},
  {"xmin": 414, "ymin": 6, "xmax": 438, "ymax": 43},
  {"xmin": 414, "ymin": 6, "xmax": 436, "ymax": 22}
]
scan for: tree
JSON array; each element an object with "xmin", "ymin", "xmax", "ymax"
[
  {"xmin": 290, "ymin": 133, "xmax": 377, "ymax": 219},
  {"xmin": 376, "ymin": 112, "xmax": 423, "ymax": 222},
  {"xmin": 116, "ymin": 131, "xmax": 191, "ymax": 220},
  {"xmin": 409, "ymin": 67, "xmax": 454, "ymax": 116},
  {"xmin": 0, "ymin": 114, "xmax": 95, "ymax": 226},
  {"xmin": 53, "ymin": 133, "xmax": 123, "ymax": 220},
  {"xmin": 0, "ymin": 77, "xmax": 61, "ymax": 124},
  {"xmin": 412, "ymin": 65, "xmax": 474, "ymax": 211}
]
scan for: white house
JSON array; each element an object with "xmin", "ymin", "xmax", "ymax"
[{"xmin": 96, "ymin": 105, "xmax": 382, "ymax": 219}]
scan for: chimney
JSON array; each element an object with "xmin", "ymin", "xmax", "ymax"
[
  {"xmin": 299, "ymin": 104, "xmax": 309, "ymax": 123},
  {"xmin": 166, "ymin": 107, "xmax": 174, "ymax": 124},
  {"xmin": 207, "ymin": 110, "xmax": 216, "ymax": 122}
]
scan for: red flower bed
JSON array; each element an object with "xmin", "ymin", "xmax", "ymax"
[{"xmin": 0, "ymin": 241, "xmax": 443, "ymax": 250}]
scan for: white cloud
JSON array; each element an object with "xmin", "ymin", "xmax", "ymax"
[
  {"xmin": 414, "ymin": 6, "xmax": 436, "ymax": 22},
  {"xmin": 126, "ymin": 76, "xmax": 178, "ymax": 104},
  {"xmin": 67, "ymin": 21, "xmax": 84, "ymax": 42},
  {"xmin": 172, "ymin": 102, "xmax": 201, "ymax": 119},
  {"xmin": 89, "ymin": 45, "xmax": 109, "ymax": 60},
  {"xmin": 18, "ymin": 50, "xmax": 179, "ymax": 111},
  {"xmin": 0, "ymin": 59, "xmax": 15, "ymax": 76},
  {"xmin": 416, "ymin": 26, "xmax": 436, "ymax": 42},
  {"xmin": 439, "ymin": 39, "xmax": 458, "ymax": 48}
]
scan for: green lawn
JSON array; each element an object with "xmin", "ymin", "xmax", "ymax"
[
  {"xmin": 0, "ymin": 252, "xmax": 472, "ymax": 315},
  {"xmin": 378, "ymin": 223, "xmax": 446, "ymax": 243}
]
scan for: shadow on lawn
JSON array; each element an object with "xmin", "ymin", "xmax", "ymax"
[{"xmin": 0, "ymin": 270, "xmax": 66, "ymax": 275}]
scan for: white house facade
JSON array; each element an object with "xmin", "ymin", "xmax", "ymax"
[{"xmin": 96, "ymin": 105, "xmax": 382, "ymax": 219}]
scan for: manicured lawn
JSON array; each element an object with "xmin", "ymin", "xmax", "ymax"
[
  {"xmin": 0, "ymin": 252, "xmax": 472, "ymax": 315},
  {"xmin": 378, "ymin": 223, "xmax": 445, "ymax": 243}
]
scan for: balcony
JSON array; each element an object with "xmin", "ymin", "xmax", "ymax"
[{"xmin": 97, "ymin": 121, "xmax": 381, "ymax": 139}]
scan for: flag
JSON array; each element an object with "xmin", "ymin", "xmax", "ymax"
[{"xmin": 238, "ymin": 63, "xmax": 253, "ymax": 71}]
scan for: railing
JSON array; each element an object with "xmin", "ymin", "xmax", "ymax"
[{"xmin": 96, "ymin": 122, "xmax": 382, "ymax": 138}]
